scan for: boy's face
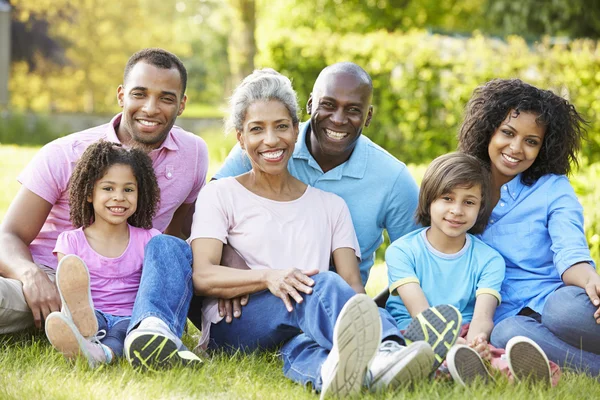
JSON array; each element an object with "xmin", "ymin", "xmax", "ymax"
[{"xmin": 427, "ymin": 184, "xmax": 482, "ymax": 250}]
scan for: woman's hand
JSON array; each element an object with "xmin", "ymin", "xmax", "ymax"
[
  {"xmin": 266, "ymin": 268, "xmax": 318, "ymax": 312},
  {"xmin": 583, "ymin": 274, "xmax": 600, "ymax": 323},
  {"xmin": 219, "ymin": 295, "xmax": 249, "ymax": 323},
  {"xmin": 468, "ymin": 333, "xmax": 491, "ymax": 361}
]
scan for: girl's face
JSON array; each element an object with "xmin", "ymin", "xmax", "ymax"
[
  {"xmin": 237, "ymin": 100, "xmax": 298, "ymax": 176},
  {"xmin": 428, "ymin": 184, "xmax": 482, "ymax": 250},
  {"xmin": 88, "ymin": 163, "xmax": 138, "ymax": 227},
  {"xmin": 487, "ymin": 110, "xmax": 546, "ymax": 185}
]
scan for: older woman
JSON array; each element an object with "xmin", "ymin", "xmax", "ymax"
[
  {"xmin": 459, "ymin": 78, "xmax": 600, "ymax": 376},
  {"xmin": 189, "ymin": 69, "xmax": 434, "ymax": 397}
]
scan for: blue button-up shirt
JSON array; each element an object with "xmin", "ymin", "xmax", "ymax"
[{"xmin": 479, "ymin": 173, "xmax": 594, "ymax": 323}]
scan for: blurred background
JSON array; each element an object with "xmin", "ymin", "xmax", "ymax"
[{"xmin": 1, "ymin": 0, "xmax": 599, "ymax": 263}]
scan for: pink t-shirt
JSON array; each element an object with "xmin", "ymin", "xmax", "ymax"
[
  {"xmin": 189, "ymin": 177, "xmax": 360, "ymax": 347},
  {"xmin": 18, "ymin": 114, "xmax": 208, "ymax": 269},
  {"xmin": 54, "ymin": 225, "xmax": 161, "ymax": 316}
]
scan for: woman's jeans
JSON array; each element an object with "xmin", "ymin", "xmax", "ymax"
[
  {"xmin": 491, "ymin": 286, "xmax": 600, "ymax": 377},
  {"xmin": 207, "ymin": 271, "xmax": 403, "ymax": 391},
  {"xmin": 127, "ymin": 235, "xmax": 194, "ymax": 340}
]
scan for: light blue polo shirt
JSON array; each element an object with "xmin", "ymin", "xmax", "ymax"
[
  {"xmin": 213, "ymin": 122, "xmax": 419, "ymax": 284},
  {"xmin": 385, "ymin": 228, "xmax": 505, "ymax": 330},
  {"xmin": 479, "ymin": 173, "xmax": 595, "ymax": 323}
]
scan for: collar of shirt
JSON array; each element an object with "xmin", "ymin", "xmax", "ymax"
[
  {"xmin": 106, "ymin": 113, "xmax": 179, "ymax": 152},
  {"xmin": 292, "ymin": 122, "xmax": 368, "ymax": 179}
]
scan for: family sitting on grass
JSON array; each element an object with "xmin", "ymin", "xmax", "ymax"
[{"xmin": 0, "ymin": 48, "xmax": 598, "ymax": 398}]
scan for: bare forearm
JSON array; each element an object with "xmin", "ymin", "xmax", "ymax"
[
  {"xmin": 465, "ymin": 317, "xmax": 493, "ymax": 343},
  {"xmin": 193, "ymin": 264, "xmax": 269, "ymax": 298},
  {"xmin": 0, "ymin": 232, "xmax": 38, "ymax": 280},
  {"xmin": 562, "ymin": 262, "xmax": 600, "ymax": 288}
]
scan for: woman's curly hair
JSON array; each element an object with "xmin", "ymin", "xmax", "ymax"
[
  {"xmin": 68, "ymin": 141, "xmax": 160, "ymax": 229},
  {"xmin": 458, "ymin": 78, "xmax": 587, "ymax": 185}
]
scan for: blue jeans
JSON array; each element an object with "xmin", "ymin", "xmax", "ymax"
[
  {"xmin": 207, "ymin": 271, "xmax": 403, "ymax": 391},
  {"xmin": 491, "ymin": 286, "xmax": 600, "ymax": 376},
  {"xmin": 127, "ymin": 235, "xmax": 194, "ymax": 339},
  {"xmin": 95, "ymin": 310, "xmax": 130, "ymax": 357}
]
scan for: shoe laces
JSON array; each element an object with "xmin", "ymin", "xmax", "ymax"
[
  {"xmin": 90, "ymin": 329, "xmax": 107, "ymax": 345},
  {"xmin": 378, "ymin": 340, "xmax": 404, "ymax": 354}
]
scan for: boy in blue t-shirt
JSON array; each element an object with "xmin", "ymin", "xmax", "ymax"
[{"xmin": 386, "ymin": 152, "xmax": 558, "ymax": 386}]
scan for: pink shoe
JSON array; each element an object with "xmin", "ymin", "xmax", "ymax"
[{"xmin": 45, "ymin": 312, "xmax": 111, "ymax": 368}]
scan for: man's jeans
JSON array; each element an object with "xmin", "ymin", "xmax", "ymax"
[
  {"xmin": 491, "ymin": 286, "xmax": 600, "ymax": 377},
  {"xmin": 207, "ymin": 271, "xmax": 403, "ymax": 391},
  {"xmin": 128, "ymin": 235, "xmax": 194, "ymax": 339}
]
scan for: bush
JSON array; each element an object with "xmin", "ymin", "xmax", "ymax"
[
  {"xmin": 260, "ymin": 30, "xmax": 600, "ymax": 165},
  {"xmin": 0, "ymin": 112, "xmax": 60, "ymax": 146}
]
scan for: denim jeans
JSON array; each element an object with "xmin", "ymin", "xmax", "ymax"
[
  {"xmin": 127, "ymin": 235, "xmax": 194, "ymax": 339},
  {"xmin": 207, "ymin": 271, "xmax": 403, "ymax": 391},
  {"xmin": 95, "ymin": 310, "xmax": 130, "ymax": 357},
  {"xmin": 490, "ymin": 286, "xmax": 600, "ymax": 376}
]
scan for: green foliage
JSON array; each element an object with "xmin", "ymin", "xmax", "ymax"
[
  {"xmin": 259, "ymin": 30, "xmax": 600, "ymax": 164},
  {"xmin": 0, "ymin": 112, "xmax": 58, "ymax": 146}
]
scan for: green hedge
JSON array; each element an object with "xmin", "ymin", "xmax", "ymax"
[{"xmin": 259, "ymin": 29, "xmax": 600, "ymax": 165}]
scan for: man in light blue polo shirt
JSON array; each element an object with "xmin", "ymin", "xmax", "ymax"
[{"xmin": 214, "ymin": 62, "xmax": 419, "ymax": 285}]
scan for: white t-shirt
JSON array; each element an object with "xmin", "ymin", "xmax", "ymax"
[{"xmin": 189, "ymin": 177, "xmax": 360, "ymax": 347}]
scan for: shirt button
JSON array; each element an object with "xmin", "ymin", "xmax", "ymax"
[
  {"xmin": 167, "ymin": 172, "xmax": 173, "ymax": 178},
  {"xmin": 502, "ymin": 185, "xmax": 507, "ymax": 190},
  {"xmin": 490, "ymin": 219, "xmax": 494, "ymax": 223},
  {"xmin": 500, "ymin": 203, "xmax": 505, "ymax": 207}
]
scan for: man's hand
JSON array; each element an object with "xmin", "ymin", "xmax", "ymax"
[
  {"xmin": 266, "ymin": 268, "xmax": 318, "ymax": 312},
  {"xmin": 219, "ymin": 294, "xmax": 249, "ymax": 323},
  {"xmin": 20, "ymin": 267, "xmax": 61, "ymax": 328}
]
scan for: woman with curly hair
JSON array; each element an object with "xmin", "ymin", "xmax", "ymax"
[
  {"xmin": 458, "ymin": 78, "xmax": 600, "ymax": 375},
  {"xmin": 44, "ymin": 140, "xmax": 162, "ymax": 367}
]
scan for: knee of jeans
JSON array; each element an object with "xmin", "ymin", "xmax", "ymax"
[
  {"xmin": 147, "ymin": 234, "xmax": 192, "ymax": 260},
  {"xmin": 490, "ymin": 317, "xmax": 523, "ymax": 348},
  {"xmin": 543, "ymin": 286, "xmax": 586, "ymax": 316},
  {"xmin": 312, "ymin": 271, "xmax": 345, "ymax": 289}
]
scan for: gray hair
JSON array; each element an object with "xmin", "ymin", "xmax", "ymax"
[{"xmin": 225, "ymin": 68, "xmax": 299, "ymax": 134}]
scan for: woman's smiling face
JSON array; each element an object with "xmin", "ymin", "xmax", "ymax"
[{"xmin": 488, "ymin": 110, "xmax": 546, "ymax": 185}]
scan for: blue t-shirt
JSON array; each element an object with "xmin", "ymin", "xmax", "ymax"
[
  {"xmin": 385, "ymin": 228, "xmax": 505, "ymax": 330},
  {"xmin": 214, "ymin": 122, "xmax": 419, "ymax": 284},
  {"xmin": 480, "ymin": 174, "xmax": 595, "ymax": 323}
]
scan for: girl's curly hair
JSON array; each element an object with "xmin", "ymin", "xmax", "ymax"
[
  {"xmin": 68, "ymin": 141, "xmax": 160, "ymax": 229},
  {"xmin": 458, "ymin": 78, "xmax": 587, "ymax": 185}
]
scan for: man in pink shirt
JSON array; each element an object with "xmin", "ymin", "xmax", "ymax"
[{"xmin": 0, "ymin": 48, "xmax": 208, "ymax": 367}]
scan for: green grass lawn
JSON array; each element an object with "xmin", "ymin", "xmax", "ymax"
[{"xmin": 1, "ymin": 143, "xmax": 599, "ymax": 399}]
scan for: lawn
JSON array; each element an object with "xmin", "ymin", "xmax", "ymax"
[{"xmin": 0, "ymin": 142, "xmax": 599, "ymax": 399}]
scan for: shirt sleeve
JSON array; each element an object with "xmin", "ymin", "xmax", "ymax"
[
  {"xmin": 475, "ymin": 248, "xmax": 505, "ymax": 304},
  {"xmin": 547, "ymin": 176, "xmax": 595, "ymax": 275},
  {"xmin": 18, "ymin": 140, "xmax": 72, "ymax": 205},
  {"xmin": 331, "ymin": 197, "xmax": 361, "ymax": 259},
  {"xmin": 384, "ymin": 165, "xmax": 420, "ymax": 242},
  {"xmin": 212, "ymin": 143, "xmax": 253, "ymax": 180},
  {"xmin": 53, "ymin": 231, "xmax": 78, "ymax": 256},
  {"xmin": 184, "ymin": 137, "xmax": 210, "ymax": 204},
  {"xmin": 385, "ymin": 240, "xmax": 420, "ymax": 296},
  {"xmin": 188, "ymin": 182, "xmax": 230, "ymax": 244}
]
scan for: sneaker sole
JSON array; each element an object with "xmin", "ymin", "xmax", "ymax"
[
  {"xmin": 126, "ymin": 333, "xmax": 202, "ymax": 370},
  {"xmin": 404, "ymin": 304, "xmax": 462, "ymax": 369},
  {"xmin": 370, "ymin": 341, "xmax": 435, "ymax": 391},
  {"xmin": 506, "ymin": 336, "xmax": 551, "ymax": 386},
  {"xmin": 447, "ymin": 345, "xmax": 492, "ymax": 386},
  {"xmin": 46, "ymin": 312, "xmax": 83, "ymax": 359},
  {"xmin": 56, "ymin": 255, "xmax": 98, "ymax": 337},
  {"xmin": 320, "ymin": 294, "xmax": 381, "ymax": 399}
]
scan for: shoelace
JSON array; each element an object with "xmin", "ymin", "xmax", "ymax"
[{"xmin": 378, "ymin": 340, "xmax": 404, "ymax": 354}]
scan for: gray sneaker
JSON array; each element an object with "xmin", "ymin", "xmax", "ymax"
[
  {"xmin": 447, "ymin": 344, "xmax": 493, "ymax": 386},
  {"xmin": 366, "ymin": 340, "xmax": 435, "ymax": 392},
  {"xmin": 319, "ymin": 294, "xmax": 381, "ymax": 399},
  {"xmin": 506, "ymin": 336, "xmax": 551, "ymax": 386}
]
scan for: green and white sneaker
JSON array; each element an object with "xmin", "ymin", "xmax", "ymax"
[{"xmin": 404, "ymin": 304, "xmax": 462, "ymax": 369}]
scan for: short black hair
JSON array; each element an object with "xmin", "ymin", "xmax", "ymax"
[{"xmin": 123, "ymin": 48, "xmax": 187, "ymax": 97}]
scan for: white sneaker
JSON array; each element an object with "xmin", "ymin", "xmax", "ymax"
[
  {"xmin": 45, "ymin": 311, "xmax": 110, "ymax": 368},
  {"xmin": 320, "ymin": 294, "xmax": 381, "ymax": 399},
  {"xmin": 506, "ymin": 336, "xmax": 551, "ymax": 386},
  {"xmin": 447, "ymin": 344, "xmax": 493, "ymax": 386},
  {"xmin": 56, "ymin": 255, "xmax": 98, "ymax": 338},
  {"xmin": 366, "ymin": 340, "xmax": 435, "ymax": 392}
]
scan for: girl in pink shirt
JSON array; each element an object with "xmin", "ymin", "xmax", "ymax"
[{"xmin": 45, "ymin": 141, "xmax": 161, "ymax": 367}]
